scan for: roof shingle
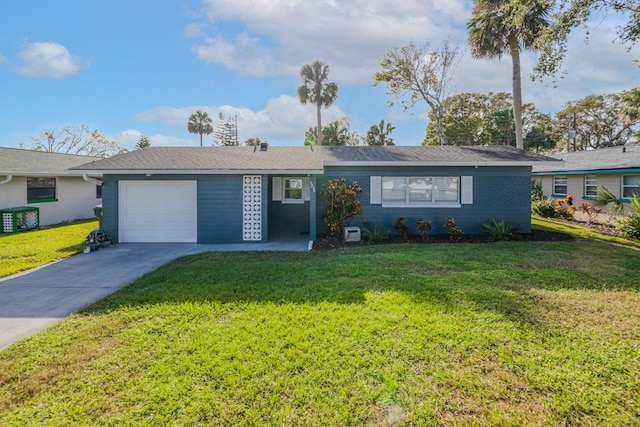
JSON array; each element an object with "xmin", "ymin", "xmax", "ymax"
[{"xmin": 71, "ymin": 145, "xmax": 559, "ymax": 173}]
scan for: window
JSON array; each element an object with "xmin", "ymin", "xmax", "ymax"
[
  {"xmin": 283, "ymin": 177, "xmax": 303, "ymax": 202},
  {"xmin": 27, "ymin": 177, "xmax": 56, "ymax": 202},
  {"xmin": 584, "ymin": 175, "xmax": 598, "ymax": 197},
  {"xmin": 96, "ymin": 185, "xmax": 102, "ymax": 199},
  {"xmin": 622, "ymin": 175, "xmax": 640, "ymax": 198},
  {"xmin": 553, "ymin": 176, "xmax": 567, "ymax": 195},
  {"xmin": 382, "ymin": 176, "xmax": 459, "ymax": 205}
]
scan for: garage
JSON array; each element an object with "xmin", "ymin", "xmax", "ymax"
[{"xmin": 118, "ymin": 180, "xmax": 197, "ymax": 242}]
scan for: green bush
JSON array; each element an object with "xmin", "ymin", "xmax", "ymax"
[
  {"xmin": 616, "ymin": 214, "xmax": 640, "ymax": 239},
  {"xmin": 483, "ymin": 219, "xmax": 523, "ymax": 241},
  {"xmin": 531, "ymin": 180, "xmax": 544, "ymax": 201},
  {"xmin": 532, "ymin": 197, "xmax": 558, "ymax": 218},
  {"xmin": 321, "ymin": 178, "xmax": 363, "ymax": 238},
  {"xmin": 361, "ymin": 222, "xmax": 391, "ymax": 242}
]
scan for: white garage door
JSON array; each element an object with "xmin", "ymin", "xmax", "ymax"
[{"xmin": 119, "ymin": 180, "xmax": 197, "ymax": 242}]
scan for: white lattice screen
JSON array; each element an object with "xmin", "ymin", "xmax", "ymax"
[
  {"xmin": 1, "ymin": 213, "xmax": 12, "ymax": 233},
  {"xmin": 242, "ymin": 175, "xmax": 262, "ymax": 241}
]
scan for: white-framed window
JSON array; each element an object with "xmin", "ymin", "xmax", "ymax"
[
  {"xmin": 283, "ymin": 177, "xmax": 304, "ymax": 202},
  {"xmin": 584, "ymin": 175, "xmax": 598, "ymax": 197},
  {"xmin": 553, "ymin": 176, "xmax": 567, "ymax": 195},
  {"xmin": 381, "ymin": 176, "xmax": 459, "ymax": 206},
  {"xmin": 622, "ymin": 175, "xmax": 640, "ymax": 198}
]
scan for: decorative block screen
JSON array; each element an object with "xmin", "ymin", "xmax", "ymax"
[{"xmin": 242, "ymin": 175, "xmax": 262, "ymax": 241}]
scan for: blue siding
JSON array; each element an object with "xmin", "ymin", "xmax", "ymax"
[
  {"xmin": 315, "ymin": 166, "xmax": 532, "ymax": 236},
  {"xmin": 100, "ymin": 174, "xmax": 268, "ymax": 244}
]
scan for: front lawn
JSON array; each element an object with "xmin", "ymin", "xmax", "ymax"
[
  {"xmin": 0, "ymin": 219, "xmax": 98, "ymax": 278},
  {"xmin": 1, "ymin": 222, "xmax": 639, "ymax": 425}
]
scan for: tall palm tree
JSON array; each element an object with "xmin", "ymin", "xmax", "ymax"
[
  {"xmin": 187, "ymin": 110, "xmax": 214, "ymax": 147},
  {"xmin": 297, "ymin": 60, "xmax": 338, "ymax": 146},
  {"xmin": 467, "ymin": 0, "xmax": 550, "ymax": 149}
]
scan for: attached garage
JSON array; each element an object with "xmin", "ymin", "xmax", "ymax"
[{"xmin": 118, "ymin": 180, "xmax": 197, "ymax": 242}]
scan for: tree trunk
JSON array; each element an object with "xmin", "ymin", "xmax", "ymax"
[
  {"xmin": 509, "ymin": 32, "xmax": 524, "ymax": 150},
  {"xmin": 435, "ymin": 110, "xmax": 449, "ymax": 145},
  {"xmin": 316, "ymin": 101, "xmax": 323, "ymax": 146}
]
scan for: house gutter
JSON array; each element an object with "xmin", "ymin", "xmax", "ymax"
[
  {"xmin": 82, "ymin": 173, "xmax": 102, "ymax": 186},
  {"xmin": 0, "ymin": 175, "xmax": 12, "ymax": 186}
]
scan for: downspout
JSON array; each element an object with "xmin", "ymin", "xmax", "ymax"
[
  {"xmin": 0, "ymin": 175, "xmax": 12, "ymax": 186},
  {"xmin": 82, "ymin": 173, "xmax": 102, "ymax": 186}
]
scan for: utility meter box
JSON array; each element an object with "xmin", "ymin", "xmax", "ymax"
[{"xmin": 343, "ymin": 226, "xmax": 361, "ymax": 242}]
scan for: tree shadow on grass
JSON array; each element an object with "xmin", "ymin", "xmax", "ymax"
[{"xmin": 80, "ymin": 240, "xmax": 640, "ymax": 329}]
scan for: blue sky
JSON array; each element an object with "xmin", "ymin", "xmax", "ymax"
[{"xmin": 1, "ymin": 0, "xmax": 639, "ymax": 151}]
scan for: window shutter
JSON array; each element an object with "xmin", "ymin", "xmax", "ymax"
[
  {"xmin": 461, "ymin": 176, "xmax": 473, "ymax": 204},
  {"xmin": 303, "ymin": 177, "xmax": 310, "ymax": 201},
  {"xmin": 272, "ymin": 177, "xmax": 282, "ymax": 201},
  {"xmin": 370, "ymin": 176, "xmax": 382, "ymax": 204}
]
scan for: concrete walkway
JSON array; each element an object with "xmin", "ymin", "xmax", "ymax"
[{"xmin": 0, "ymin": 240, "xmax": 309, "ymax": 351}]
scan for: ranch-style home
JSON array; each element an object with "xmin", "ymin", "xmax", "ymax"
[
  {"xmin": 532, "ymin": 145, "xmax": 640, "ymax": 211},
  {"xmin": 0, "ymin": 147, "xmax": 102, "ymax": 228},
  {"xmin": 70, "ymin": 144, "xmax": 560, "ymax": 244}
]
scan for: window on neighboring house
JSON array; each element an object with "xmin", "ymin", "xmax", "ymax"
[
  {"xmin": 382, "ymin": 176, "xmax": 459, "ymax": 205},
  {"xmin": 553, "ymin": 176, "xmax": 567, "ymax": 195},
  {"xmin": 96, "ymin": 185, "xmax": 102, "ymax": 199},
  {"xmin": 584, "ymin": 175, "xmax": 598, "ymax": 197},
  {"xmin": 622, "ymin": 175, "xmax": 640, "ymax": 198},
  {"xmin": 283, "ymin": 177, "xmax": 303, "ymax": 202},
  {"xmin": 27, "ymin": 177, "xmax": 56, "ymax": 202}
]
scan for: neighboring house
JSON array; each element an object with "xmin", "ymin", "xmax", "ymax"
[
  {"xmin": 532, "ymin": 145, "xmax": 640, "ymax": 211},
  {"xmin": 71, "ymin": 145, "xmax": 559, "ymax": 244},
  {"xmin": 0, "ymin": 147, "xmax": 102, "ymax": 226}
]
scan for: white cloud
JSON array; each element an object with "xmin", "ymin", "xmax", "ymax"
[
  {"xmin": 134, "ymin": 95, "xmax": 346, "ymax": 145},
  {"xmin": 16, "ymin": 41, "xmax": 87, "ymax": 79},
  {"xmin": 190, "ymin": 0, "xmax": 469, "ymax": 84},
  {"xmin": 0, "ymin": 52, "xmax": 6, "ymax": 64}
]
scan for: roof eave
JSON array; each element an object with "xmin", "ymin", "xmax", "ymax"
[
  {"xmin": 323, "ymin": 160, "xmax": 557, "ymax": 167},
  {"xmin": 74, "ymin": 169, "xmax": 325, "ymax": 175}
]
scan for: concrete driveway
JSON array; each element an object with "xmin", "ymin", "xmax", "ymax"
[{"xmin": 0, "ymin": 240, "xmax": 308, "ymax": 351}]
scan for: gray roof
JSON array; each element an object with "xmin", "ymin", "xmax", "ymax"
[
  {"xmin": 0, "ymin": 147, "xmax": 101, "ymax": 176},
  {"xmin": 532, "ymin": 145, "xmax": 640, "ymax": 174},
  {"xmin": 71, "ymin": 145, "xmax": 560, "ymax": 174}
]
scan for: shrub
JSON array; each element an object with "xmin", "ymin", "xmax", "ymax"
[
  {"xmin": 531, "ymin": 180, "xmax": 544, "ymax": 201},
  {"xmin": 444, "ymin": 217, "xmax": 463, "ymax": 241},
  {"xmin": 532, "ymin": 197, "xmax": 557, "ymax": 218},
  {"xmin": 617, "ymin": 214, "xmax": 640, "ymax": 239},
  {"xmin": 361, "ymin": 222, "xmax": 391, "ymax": 242},
  {"xmin": 483, "ymin": 219, "xmax": 523, "ymax": 241},
  {"xmin": 416, "ymin": 219, "xmax": 432, "ymax": 240},
  {"xmin": 554, "ymin": 195, "xmax": 576, "ymax": 220},
  {"xmin": 394, "ymin": 217, "xmax": 411, "ymax": 241},
  {"xmin": 321, "ymin": 178, "xmax": 362, "ymax": 238},
  {"xmin": 578, "ymin": 201, "xmax": 601, "ymax": 225}
]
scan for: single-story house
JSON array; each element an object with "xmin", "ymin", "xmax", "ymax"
[
  {"xmin": 532, "ymin": 145, "xmax": 640, "ymax": 210},
  {"xmin": 70, "ymin": 145, "xmax": 560, "ymax": 244},
  {"xmin": 0, "ymin": 147, "xmax": 103, "ymax": 227}
]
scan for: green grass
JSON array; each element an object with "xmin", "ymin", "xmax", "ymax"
[
  {"xmin": 1, "ymin": 221, "xmax": 640, "ymax": 425},
  {"xmin": 0, "ymin": 220, "xmax": 98, "ymax": 278}
]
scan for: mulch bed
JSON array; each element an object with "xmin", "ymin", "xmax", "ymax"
[{"xmin": 313, "ymin": 228, "xmax": 575, "ymax": 251}]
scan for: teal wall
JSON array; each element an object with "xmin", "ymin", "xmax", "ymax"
[
  {"xmin": 316, "ymin": 166, "xmax": 532, "ymax": 236},
  {"xmin": 102, "ymin": 165, "xmax": 532, "ymax": 243},
  {"xmin": 101, "ymin": 174, "xmax": 268, "ymax": 244}
]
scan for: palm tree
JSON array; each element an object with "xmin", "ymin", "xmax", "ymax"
[
  {"xmin": 187, "ymin": 110, "xmax": 214, "ymax": 147},
  {"xmin": 365, "ymin": 119, "xmax": 396, "ymax": 146},
  {"xmin": 467, "ymin": 0, "xmax": 550, "ymax": 149},
  {"xmin": 297, "ymin": 60, "xmax": 338, "ymax": 146}
]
